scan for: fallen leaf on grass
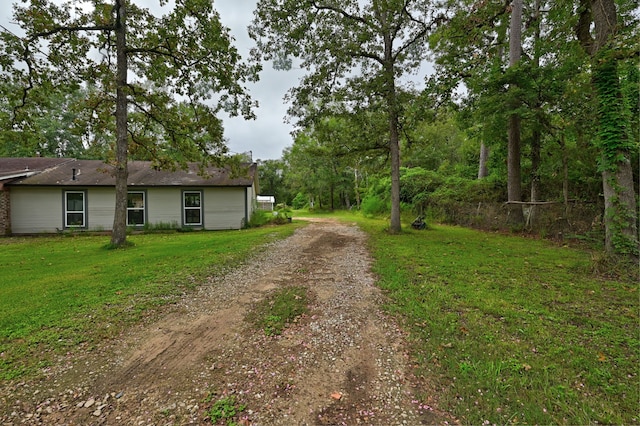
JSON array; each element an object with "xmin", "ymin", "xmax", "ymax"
[{"xmin": 330, "ymin": 392, "xmax": 342, "ymax": 400}]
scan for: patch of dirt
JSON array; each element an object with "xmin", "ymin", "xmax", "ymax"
[{"xmin": 0, "ymin": 218, "xmax": 457, "ymax": 425}]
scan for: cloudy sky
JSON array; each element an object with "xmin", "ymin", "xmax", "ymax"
[
  {"xmin": 212, "ymin": 0, "xmax": 306, "ymax": 161},
  {"xmin": 1, "ymin": 0, "xmax": 304, "ymax": 161}
]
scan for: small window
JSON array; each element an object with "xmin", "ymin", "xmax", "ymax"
[
  {"xmin": 183, "ymin": 191, "xmax": 202, "ymax": 226},
  {"xmin": 127, "ymin": 192, "xmax": 145, "ymax": 226},
  {"xmin": 65, "ymin": 191, "xmax": 86, "ymax": 228}
]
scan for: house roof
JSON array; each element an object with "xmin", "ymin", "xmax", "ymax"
[
  {"xmin": 257, "ymin": 195, "xmax": 275, "ymax": 203},
  {"xmin": 0, "ymin": 158, "xmax": 257, "ymax": 188}
]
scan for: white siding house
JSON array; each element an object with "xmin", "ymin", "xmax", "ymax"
[{"xmin": 0, "ymin": 158, "xmax": 259, "ymax": 235}]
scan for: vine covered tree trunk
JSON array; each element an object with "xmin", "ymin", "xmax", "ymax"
[
  {"xmin": 593, "ymin": 58, "xmax": 638, "ymax": 256},
  {"xmin": 580, "ymin": 0, "xmax": 639, "ymax": 257},
  {"xmin": 111, "ymin": 0, "xmax": 129, "ymax": 247}
]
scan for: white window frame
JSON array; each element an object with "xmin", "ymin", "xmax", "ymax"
[
  {"xmin": 127, "ymin": 191, "xmax": 146, "ymax": 226},
  {"xmin": 64, "ymin": 191, "xmax": 86, "ymax": 228},
  {"xmin": 183, "ymin": 190, "xmax": 202, "ymax": 226}
]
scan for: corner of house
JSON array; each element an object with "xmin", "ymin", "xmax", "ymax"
[{"xmin": 0, "ymin": 183, "xmax": 10, "ymax": 236}]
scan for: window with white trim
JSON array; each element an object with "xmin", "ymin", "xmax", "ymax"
[
  {"xmin": 65, "ymin": 191, "xmax": 86, "ymax": 228},
  {"xmin": 183, "ymin": 191, "xmax": 202, "ymax": 226},
  {"xmin": 127, "ymin": 191, "xmax": 145, "ymax": 226}
]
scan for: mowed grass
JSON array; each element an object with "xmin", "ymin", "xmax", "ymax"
[
  {"xmin": 343, "ymin": 214, "xmax": 637, "ymax": 425},
  {"xmin": 0, "ymin": 225, "xmax": 301, "ymax": 380}
]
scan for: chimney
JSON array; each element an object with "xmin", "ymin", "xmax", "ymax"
[{"xmin": 72, "ymin": 168, "xmax": 77, "ymax": 181}]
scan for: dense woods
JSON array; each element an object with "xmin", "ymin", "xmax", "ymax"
[
  {"xmin": 1, "ymin": 0, "xmax": 637, "ymax": 256},
  {"xmin": 254, "ymin": 0, "xmax": 638, "ymax": 257}
]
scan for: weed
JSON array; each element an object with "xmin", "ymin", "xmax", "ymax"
[
  {"xmin": 202, "ymin": 394, "xmax": 246, "ymax": 425},
  {"xmin": 247, "ymin": 286, "xmax": 309, "ymax": 336}
]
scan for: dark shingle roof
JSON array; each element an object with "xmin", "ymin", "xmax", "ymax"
[{"xmin": 0, "ymin": 158, "xmax": 256, "ymax": 187}]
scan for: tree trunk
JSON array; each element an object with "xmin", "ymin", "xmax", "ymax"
[
  {"xmin": 329, "ymin": 181, "xmax": 335, "ymax": 211},
  {"xmin": 529, "ymin": 127, "xmax": 541, "ymax": 229},
  {"xmin": 528, "ymin": 0, "xmax": 542, "ymax": 229},
  {"xmin": 478, "ymin": 142, "xmax": 489, "ymax": 179},
  {"xmin": 354, "ymin": 167, "xmax": 361, "ymax": 209},
  {"xmin": 381, "ymin": 27, "xmax": 401, "ymax": 233},
  {"xmin": 559, "ymin": 134, "xmax": 570, "ymax": 216},
  {"xmin": 590, "ymin": 0, "xmax": 639, "ymax": 257},
  {"xmin": 389, "ymin": 103, "xmax": 401, "ymax": 233},
  {"xmin": 507, "ymin": 0, "xmax": 524, "ymax": 226},
  {"xmin": 110, "ymin": 0, "xmax": 129, "ymax": 247}
]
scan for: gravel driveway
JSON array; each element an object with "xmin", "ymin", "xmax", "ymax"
[{"xmin": 1, "ymin": 218, "xmax": 455, "ymax": 425}]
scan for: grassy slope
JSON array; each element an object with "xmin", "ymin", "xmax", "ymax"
[
  {"xmin": 0, "ymin": 225, "xmax": 301, "ymax": 379},
  {"xmin": 349, "ymin": 214, "xmax": 638, "ymax": 425}
]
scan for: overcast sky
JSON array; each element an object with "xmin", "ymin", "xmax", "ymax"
[
  {"xmin": 212, "ymin": 0, "xmax": 305, "ymax": 161},
  {"xmin": 1, "ymin": 0, "xmax": 304, "ymax": 161}
]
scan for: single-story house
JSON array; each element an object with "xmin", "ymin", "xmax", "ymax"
[
  {"xmin": 0, "ymin": 157, "xmax": 259, "ymax": 235},
  {"xmin": 256, "ymin": 195, "xmax": 275, "ymax": 211}
]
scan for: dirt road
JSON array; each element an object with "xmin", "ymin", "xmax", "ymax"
[{"xmin": 1, "ymin": 219, "xmax": 454, "ymax": 425}]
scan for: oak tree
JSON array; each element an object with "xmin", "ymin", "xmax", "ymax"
[
  {"xmin": 250, "ymin": 0, "xmax": 436, "ymax": 233},
  {"xmin": 0, "ymin": 0, "xmax": 258, "ymax": 246}
]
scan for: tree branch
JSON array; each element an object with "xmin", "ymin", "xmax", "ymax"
[
  {"xmin": 29, "ymin": 24, "xmax": 115, "ymax": 41},
  {"xmin": 310, "ymin": 1, "xmax": 374, "ymax": 30}
]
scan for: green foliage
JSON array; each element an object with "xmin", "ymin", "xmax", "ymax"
[
  {"xmin": 202, "ymin": 394, "xmax": 247, "ymax": 425},
  {"xmin": 291, "ymin": 192, "xmax": 308, "ymax": 210},
  {"xmin": 247, "ymin": 286, "xmax": 308, "ymax": 336},
  {"xmin": 429, "ymin": 175, "xmax": 505, "ymax": 205},
  {"xmin": 257, "ymin": 159, "xmax": 292, "ymax": 206},
  {"xmin": 0, "ymin": 0, "xmax": 258, "ymax": 165},
  {"xmin": 247, "ymin": 209, "xmax": 296, "ymax": 228},
  {"xmin": 361, "ymin": 176, "xmax": 391, "ymax": 217},
  {"xmin": 361, "ymin": 194, "xmax": 388, "ymax": 217},
  {"xmin": 399, "ymin": 167, "xmax": 443, "ymax": 213},
  {"xmin": 0, "ymin": 227, "xmax": 297, "ymax": 380},
  {"xmin": 592, "ymin": 56, "xmax": 634, "ymax": 172}
]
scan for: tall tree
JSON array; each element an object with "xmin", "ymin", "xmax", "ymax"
[
  {"xmin": 250, "ymin": 0, "xmax": 435, "ymax": 233},
  {"xmin": 576, "ymin": 0, "xmax": 638, "ymax": 257},
  {"xmin": 506, "ymin": 0, "xmax": 524, "ymax": 225},
  {"xmin": 257, "ymin": 158, "xmax": 291, "ymax": 206},
  {"xmin": 1, "ymin": 0, "xmax": 257, "ymax": 246}
]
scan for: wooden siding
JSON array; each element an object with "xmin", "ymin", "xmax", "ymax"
[
  {"xmin": 147, "ymin": 188, "xmax": 181, "ymax": 227},
  {"xmin": 203, "ymin": 187, "xmax": 247, "ymax": 230},
  {"xmin": 10, "ymin": 187, "xmax": 63, "ymax": 233},
  {"xmin": 9, "ymin": 186, "xmax": 254, "ymax": 233},
  {"xmin": 86, "ymin": 188, "xmax": 116, "ymax": 230}
]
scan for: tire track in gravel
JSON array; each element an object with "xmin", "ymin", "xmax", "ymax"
[{"xmin": 1, "ymin": 218, "xmax": 455, "ymax": 425}]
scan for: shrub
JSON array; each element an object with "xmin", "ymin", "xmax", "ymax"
[
  {"xmin": 291, "ymin": 192, "xmax": 307, "ymax": 209},
  {"xmin": 361, "ymin": 194, "xmax": 388, "ymax": 217}
]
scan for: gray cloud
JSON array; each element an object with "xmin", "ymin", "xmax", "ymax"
[{"xmin": 215, "ymin": 0, "xmax": 302, "ymax": 161}]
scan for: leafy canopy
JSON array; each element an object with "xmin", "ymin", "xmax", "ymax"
[{"xmin": 0, "ymin": 0, "xmax": 260, "ymax": 166}]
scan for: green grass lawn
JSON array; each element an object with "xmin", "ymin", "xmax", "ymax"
[
  {"xmin": 1, "ymin": 214, "xmax": 637, "ymax": 424},
  {"xmin": 348, "ymin": 214, "xmax": 638, "ymax": 425},
  {"xmin": 0, "ymin": 225, "xmax": 301, "ymax": 380}
]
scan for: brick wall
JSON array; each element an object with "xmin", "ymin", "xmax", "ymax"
[{"xmin": 0, "ymin": 185, "xmax": 10, "ymax": 236}]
